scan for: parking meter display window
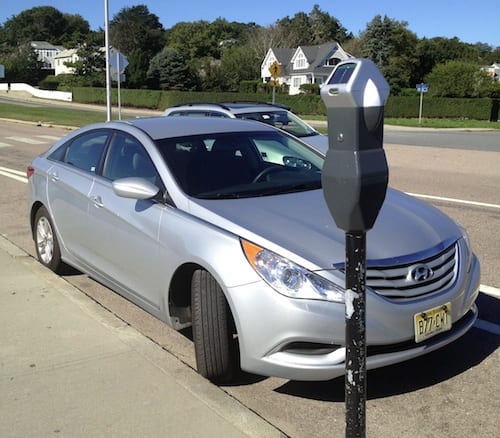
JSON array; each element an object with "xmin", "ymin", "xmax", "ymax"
[{"xmin": 328, "ymin": 62, "xmax": 356, "ymax": 84}]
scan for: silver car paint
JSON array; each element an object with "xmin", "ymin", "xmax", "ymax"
[{"xmin": 28, "ymin": 117, "xmax": 480, "ymax": 381}]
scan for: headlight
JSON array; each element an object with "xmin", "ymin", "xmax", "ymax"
[
  {"xmin": 241, "ymin": 239, "xmax": 345, "ymax": 303},
  {"xmin": 458, "ymin": 224, "xmax": 473, "ymax": 273}
]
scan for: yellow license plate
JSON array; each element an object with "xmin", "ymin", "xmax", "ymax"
[{"xmin": 414, "ymin": 303, "xmax": 452, "ymax": 343}]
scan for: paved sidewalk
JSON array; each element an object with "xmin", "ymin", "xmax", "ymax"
[{"xmin": 0, "ymin": 236, "xmax": 282, "ymax": 437}]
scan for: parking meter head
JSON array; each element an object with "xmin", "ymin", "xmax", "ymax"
[{"xmin": 320, "ymin": 59, "xmax": 390, "ymax": 232}]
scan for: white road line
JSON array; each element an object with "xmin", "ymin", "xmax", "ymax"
[
  {"xmin": 0, "ymin": 142, "xmax": 12, "ymax": 148},
  {"xmin": 0, "ymin": 169, "xmax": 27, "ymax": 183},
  {"xmin": 475, "ymin": 319, "xmax": 500, "ymax": 336},
  {"xmin": 36, "ymin": 135, "xmax": 61, "ymax": 141},
  {"xmin": 481, "ymin": 284, "xmax": 500, "ymax": 299},
  {"xmin": 5, "ymin": 136, "xmax": 47, "ymax": 145},
  {"xmin": 406, "ymin": 192, "xmax": 500, "ymax": 210}
]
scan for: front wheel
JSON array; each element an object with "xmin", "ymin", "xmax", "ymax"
[
  {"xmin": 34, "ymin": 207, "xmax": 64, "ymax": 274},
  {"xmin": 191, "ymin": 269, "xmax": 239, "ymax": 383}
]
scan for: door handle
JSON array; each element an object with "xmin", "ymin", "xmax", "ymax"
[
  {"xmin": 49, "ymin": 171, "xmax": 59, "ymax": 181},
  {"xmin": 90, "ymin": 195, "xmax": 104, "ymax": 208}
]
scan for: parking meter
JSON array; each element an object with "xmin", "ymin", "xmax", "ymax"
[
  {"xmin": 321, "ymin": 59, "xmax": 390, "ymax": 438},
  {"xmin": 321, "ymin": 59, "xmax": 390, "ymax": 232}
]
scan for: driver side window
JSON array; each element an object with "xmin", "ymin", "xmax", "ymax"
[{"xmin": 103, "ymin": 133, "xmax": 160, "ymax": 185}]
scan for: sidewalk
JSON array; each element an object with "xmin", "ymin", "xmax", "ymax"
[{"xmin": 0, "ymin": 236, "xmax": 282, "ymax": 437}]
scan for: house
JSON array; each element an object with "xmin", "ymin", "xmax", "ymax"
[
  {"xmin": 261, "ymin": 42, "xmax": 352, "ymax": 95},
  {"xmin": 54, "ymin": 49, "xmax": 79, "ymax": 76},
  {"xmin": 30, "ymin": 41, "xmax": 64, "ymax": 70},
  {"xmin": 481, "ymin": 63, "xmax": 500, "ymax": 82}
]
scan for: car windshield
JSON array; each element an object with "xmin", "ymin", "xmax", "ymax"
[
  {"xmin": 235, "ymin": 110, "xmax": 319, "ymax": 139},
  {"xmin": 156, "ymin": 130, "xmax": 324, "ymax": 199}
]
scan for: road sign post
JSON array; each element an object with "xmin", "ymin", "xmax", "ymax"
[
  {"xmin": 269, "ymin": 61, "xmax": 282, "ymax": 104},
  {"xmin": 321, "ymin": 59, "xmax": 389, "ymax": 437},
  {"xmin": 110, "ymin": 48, "xmax": 129, "ymax": 121},
  {"xmin": 416, "ymin": 83, "xmax": 428, "ymax": 125}
]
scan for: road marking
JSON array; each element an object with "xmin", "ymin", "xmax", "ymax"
[
  {"xmin": 0, "ymin": 142, "xmax": 12, "ymax": 148},
  {"xmin": 5, "ymin": 136, "xmax": 47, "ymax": 145},
  {"xmin": 0, "ymin": 167, "xmax": 27, "ymax": 183},
  {"xmin": 406, "ymin": 192, "xmax": 500, "ymax": 210},
  {"xmin": 475, "ymin": 319, "xmax": 500, "ymax": 336},
  {"xmin": 36, "ymin": 135, "xmax": 61, "ymax": 141},
  {"xmin": 481, "ymin": 284, "xmax": 500, "ymax": 299}
]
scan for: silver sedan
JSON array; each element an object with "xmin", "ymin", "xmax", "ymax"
[{"xmin": 27, "ymin": 117, "xmax": 480, "ymax": 383}]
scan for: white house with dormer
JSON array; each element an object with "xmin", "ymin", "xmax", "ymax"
[{"xmin": 261, "ymin": 42, "xmax": 352, "ymax": 95}]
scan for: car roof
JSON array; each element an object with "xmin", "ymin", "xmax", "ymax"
[
  {"xmin": 169, "ymin": 101, "xmax": 291, "ymax": 115},
  {"xmin": 115, "ymin": 116, "xmax": 276, "ymax": 140}
]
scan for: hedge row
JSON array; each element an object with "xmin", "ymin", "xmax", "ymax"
[{"xmin": 71, "ymin": 87, "xmax": 497, "ymax": 120}]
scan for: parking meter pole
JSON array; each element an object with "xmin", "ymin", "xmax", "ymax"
[
  {"xmin": 345, "ymin": 232, "xmax": 367, "ymax": 437},
  {"xmin": 320, "ymin": 59, "xmax": 389, "ymax": 438}
]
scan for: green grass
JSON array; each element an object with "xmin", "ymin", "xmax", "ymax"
[
  {"xmin": 1, "ymin": 100, "xmax": 499, "ymax": 130},
  {"xmin": 305, "ymin": 114, "xmax": 500, "ymax": 130},
  {"xmin": 0, "ymin": 101, "xmax": 139, "ymax": 127},
  {"xmin": 384, "ymin": 118, "xmax": 500, "ymax": 129}
]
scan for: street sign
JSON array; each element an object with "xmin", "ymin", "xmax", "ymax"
[
  {"xmin": 416, "ymin": 83, "xmax": 428, "ymax": 93},
  {"xmin": 109, "ymin": 48, "xmax": 129, "ymax": 74},
  {"xmin": 269, "ymin": 79, "xmax": 279, "ymax": 87},
  {"xmin": 269, "ymin": 61, "xmax": 282, "ymax": 79}
]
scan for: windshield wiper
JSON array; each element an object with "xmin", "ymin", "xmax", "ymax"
[{"xmin": 258, "ymin": 181, "xmax": 321, "ymax": 196}]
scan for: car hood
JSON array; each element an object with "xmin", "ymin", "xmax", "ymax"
[
  {"xmin": 301, "ymin": 133, "xmax": 329, "ymax": 155},
  {"xmin": 187, "ymin": 188, "xmax": 461, "ymax": 270}
]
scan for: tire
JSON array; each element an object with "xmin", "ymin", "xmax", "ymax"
[
  {"xmin": 34, "ymin": 207, "xmax": 64, "ymax": 274},
  {"xmin": 191, "ymin": 269, "xmax": 238, "ymax": 383}
]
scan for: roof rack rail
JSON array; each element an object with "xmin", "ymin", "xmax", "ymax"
[
  {"xmin": 221, "ymin": 101, "xmax": 291, "ymax": 110},
  {"xmin": 172, "ymin": 102, "xmax": 232, "ymax": 110}
]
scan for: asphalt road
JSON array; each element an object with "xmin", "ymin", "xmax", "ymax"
[{"xmin": 0, "ymin": 119, "xmax": 498, "ymax": 437}]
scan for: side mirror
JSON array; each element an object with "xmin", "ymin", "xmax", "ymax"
[{"xmin": 112, "ymin": 177, "xmax": 159, "ymax": 200}]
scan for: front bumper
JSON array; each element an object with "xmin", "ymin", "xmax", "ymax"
[{"xmin": 228, "ymin": 253, "xmax": 480, "ymax": 381}]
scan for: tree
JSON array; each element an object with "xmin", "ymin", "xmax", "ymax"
[
  {"xmin": 1, "ymin": 6, "xmax": 89, "ymax": 47},
  {"xmin": 415, "ymin": 37, "xmax": 480, "ymax": 82},
  {"xmin": 0, "ymin": 43, "xmax": 44, "ymax": 84},
  {"xmin": 425, "ymin": 61, "xmax": 489, "ymax": 98},
  {"xmin": 276, "ymin": 4, "xmax": 351, "ymax": 47},
  {"xmin": 109, "ymin": 4, "xmax": 164, "ymax": 57},
  {"xmin": 64, "ymin": 44, "xmax": 106, "ymax": 87},
  {"xmin": 218, "ymin": 46, "xmax": 260, "ymax": 91},
  {"xmin": 146, "ymin": 48, "xmax": 197, "ymax": 90},
  {"xmin": 360, "ymin": 15, "xmax": 418, "ymax": 91}
]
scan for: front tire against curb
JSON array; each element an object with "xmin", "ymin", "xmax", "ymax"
[
  {"xmin": 191, "ymin": 269, "xmax": 238, "ymax": 383},
  {"xmin": 34, "ymin": 206, "xmax": 64, "ymax": 274}
]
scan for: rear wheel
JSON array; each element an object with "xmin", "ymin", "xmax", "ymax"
[
  {"xmin": 191, "ymin": 269, "xmax": 238, "ymax": 383},
  {"xmin": 34, "ymin": 207, "xmax": 64, "ymax": 274}
]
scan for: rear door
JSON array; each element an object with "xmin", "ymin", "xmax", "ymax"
[{"xmin": 46, "ymin": 130, "xmax": 109, "ymax": 262}]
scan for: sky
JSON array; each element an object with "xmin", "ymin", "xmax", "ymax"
[{"xmin": 1, "ymin": 1, "xmax": 499, "ymax": 47}]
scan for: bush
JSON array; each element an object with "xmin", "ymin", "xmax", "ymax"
[
  {"xmin": 299, "ymin": 83, "xmax": 320, "ymax": 95},
  {"xmin": 39, "ymin": 75, "xmax": 59, "ymax": 90},
  {"xmin": 70, "ymin": 86, "xmax": 497, "ymax": 120}
]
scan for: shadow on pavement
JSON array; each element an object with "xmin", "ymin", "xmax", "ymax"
[{"xmin": 274, "ymin": 327, "xmax": 498, "ymax": 402}]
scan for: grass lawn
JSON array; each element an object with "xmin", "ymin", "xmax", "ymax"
[{"xmin": 1, "ymin": 100, "xmax": 499, "ymax": 130}]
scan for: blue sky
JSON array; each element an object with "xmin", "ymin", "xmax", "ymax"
[{"xmin": 1, "ymin": 1, "xmax": 499, "ymax": 47}]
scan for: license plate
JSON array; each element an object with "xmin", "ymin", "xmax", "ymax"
[{"xmin": 414, "ymin": 303, "xmax": 452, "ymax": 343}]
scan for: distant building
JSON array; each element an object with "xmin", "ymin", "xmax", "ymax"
[
  {"xmin": 30, "ymin": 41, "xmax": 64, "ymax": 70},
  {"xmin": 54, "ymin": 49, "xmax": 79, "ymax": 75},
  {"xmin": 261, "ymin": 42, "xmax": 352, "ymax": 95},
  {"xmin": 481, "ymin": 63, "xmax": 500, "ymax": 82}
]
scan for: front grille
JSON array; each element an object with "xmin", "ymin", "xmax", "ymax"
[{"xmin": 366, "ymin": 243, "xmax": 458, "ymax": 300}]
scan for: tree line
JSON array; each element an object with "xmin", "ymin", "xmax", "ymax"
[{"xmin": 1, "ymin": 4, "xmax": 499, "ymax": 97}]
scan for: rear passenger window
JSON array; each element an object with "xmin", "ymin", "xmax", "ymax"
[{"xmin": 50, "ymin": 131, "xmax": 109, "ymax": 173}]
